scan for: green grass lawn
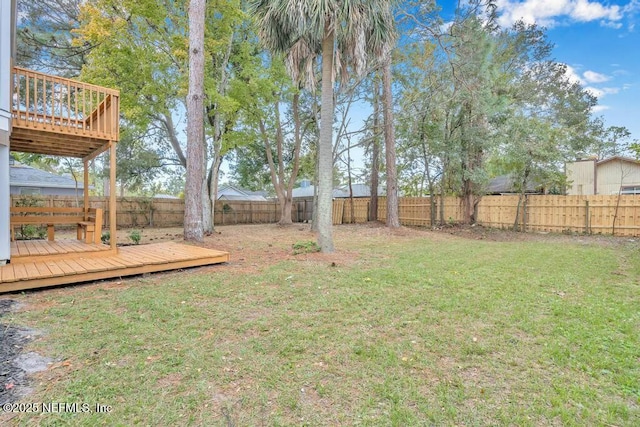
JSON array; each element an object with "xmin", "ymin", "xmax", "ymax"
[{"xmin": 3, "ymin": 226, "xmax": 640, "ymax": 426}]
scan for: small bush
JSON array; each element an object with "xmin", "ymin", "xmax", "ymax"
[
  {"xmin": 101, "ymin": 231, "xmax": 110, "ymax": 244},
  {"xmin": 18, "ymin": 224, "xmax": 39, "ymax": 240},
  {"xmin": 292, "ymin": 240, "xmax": 320, "ymax": 255},
  {"xmin": 129, "ymin": 229, "xmax": 142, "ymax": 245},
  {"xmin": 37, "ymin": 228, "xmax": 47, "ymax": 239}
]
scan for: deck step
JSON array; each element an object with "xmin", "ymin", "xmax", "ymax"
[{"xmin": 10, "ymin": 239, "xmax": 112, "ymax": 264}]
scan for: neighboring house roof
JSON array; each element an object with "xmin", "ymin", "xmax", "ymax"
[
  {"xmin": 487, "ymin": 175, "xmax": 539, "ymax": 194},
  {"xmin": 336, "ymin": 183, "xmax": 385, "ymax": 198},
  {"xmin": 217, "ymin": 185, "xmax": 268, "ymax": 201},
  {"xmin": 596, "ymin": 156, "xmax": 640, "ymax": 166},
  {"xmin": 10, "ymin": 163, "xmax": 84, "ymax": 190},
  {"xmin": 292, "ymin": 184, "xmax": 348, "ymax": 198},
  {"xmin": 153, "ymin": 194, "xmax": 180, "ymax": 199}
]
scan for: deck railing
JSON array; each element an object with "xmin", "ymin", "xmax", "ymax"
[{"xmin": 11, "ymin": 67, "xmax": 119, "ymax": 141}]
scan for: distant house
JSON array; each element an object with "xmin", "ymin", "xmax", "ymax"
[
  {"xmin": 10, "ymin": 160, "xmax": 85, "ymax": 197},
  {"xmin": 292, "ymin": 179, "xmax": 348, "ymax": 199},
  {"xmin": 336, "ymin": 183, "xmax": 385, "ymax": 198},
  {"xmin": 486, "ymin": 174, "xmax": 541, "ymax": 195},
  {"xmin": 217, "ymin": 185, "xmax": 268, "ymax": 201},
  {"xmin": 566, "ymin": 156, "xmax": 640, "ymax": 195}
]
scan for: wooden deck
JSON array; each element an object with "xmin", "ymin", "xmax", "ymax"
[
  {"xmin": 0, "ymin": 241, "xmax": 229, "ymax": 293},
  {"xmin": 10, "ymin": 239, "xmax": 113, "ymax": 262}
]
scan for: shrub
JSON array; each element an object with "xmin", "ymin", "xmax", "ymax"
[{"xmin": 129, "ymin": 229, "xmax": 142, "ymax": 245}]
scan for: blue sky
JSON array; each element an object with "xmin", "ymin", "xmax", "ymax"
[{"xmin": 494, "ymin": 0, "xmax": 640, "ymax": 143}]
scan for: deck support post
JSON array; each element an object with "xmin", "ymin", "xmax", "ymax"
[
  {"xmin": 83, "ymin": 159, "xmax": 89, "ymax": 219},
  {"xmin": 109, "ymin": 141, "xmax": 117, "ymax": 250}
]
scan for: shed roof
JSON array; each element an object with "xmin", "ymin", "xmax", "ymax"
[{"xmin": 486, "ymin": 175, "xmax": 539, "ymax": 194}]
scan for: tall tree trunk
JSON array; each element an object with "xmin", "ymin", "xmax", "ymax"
[
  {"xmin": 184, "ymin": 0, "xmax": 205, "ymax": 242},
  {"xmin": 281, "ymin": 92, "xmax": 303, "ymax": 225},
  {"xmin": 382, "ymin": 56, "xmax": 399, "ymax": 228},
  {"xmin": 369, "ymin": 76, "xmax": 380, "ymax": 222},
  {"xmin": 347, "ymin": 142, "xmax": 355, "ymax": 223},
  {"xmin": 317, "ymin": 22, "xmax": 335, "ymax": 252}
]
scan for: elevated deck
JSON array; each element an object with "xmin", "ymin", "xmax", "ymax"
[
  {"xmin": 10, "ymin": 67, "xmax": 119, "ymax": 159},
  {"xmin": 0, "ymin": 241, "xmax": 229, "ymax": 293}
]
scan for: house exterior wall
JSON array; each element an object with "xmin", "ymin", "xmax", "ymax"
[
  {"xmin": 596, "ymin": 160, "xmax": 640, "ymax": 195},
  {"xmin": 0, "ymin": 0, "xmax": 16, "ymax": 263},
  {"xmin": 565, "ymin": 160, "xmax": 596, "ymax": 195},
  {"xmin": 9, "ymin": 186, "xmax": 83, "ymax": 197}
]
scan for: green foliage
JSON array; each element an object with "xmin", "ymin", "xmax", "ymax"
[
  {"xmin": 14, "ymin": 196, "xmax": 47, "ymax": 240},
  {"xmin": 128, "ymin": 230, "xmax": 142, "ymax": 245},
  {"xmin": 101, "ymin": 231, "xmax": 110, "ymax": 245},
  {"xmin": 16, "ymin": 0, "xmax": 86, "ymax": 75},
  {"xmin": 292, "ymin": 240, "xmax": 320, "ymax": 255},
  {"xmin": 396, "ymin": 5, "xmax": 598, "ymax": 216},
  {"xmin": 17, "ymin": 225, "xmax": 39, "ymax": 240}
]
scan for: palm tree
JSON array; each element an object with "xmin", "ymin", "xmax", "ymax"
[{"xmin": 250, "ymin": 0, "xmax": 396, "ymax": 252}]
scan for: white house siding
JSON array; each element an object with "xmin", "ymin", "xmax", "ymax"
[
  {"xmin": 566, "ymin": 160, "xmax": 596, "ymax": 195},
  {"xmin": 0, "ymin": 0, "xmax": 16, "ymax": 263},
  {"xmin": 596, "ymin": 159, "xmax": 640, "ymax": 195}
]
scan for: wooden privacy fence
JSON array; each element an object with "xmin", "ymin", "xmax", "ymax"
[
  {"xmin": 215, "ymin": 201, "xmax": 289, "ymax": 225},
  {"xmin": 10, "ymin": 196, "xmax": 184, "ymax": 228},
  {"xmin": 375, "ymin": 195, "xmax": 640, "ymax": 236},
  {"xmin": 12, "ymin": 194, "xmax": 640, "ymax": 236},
  {"xmin": 9, "ymin": 196, "xmax": 298, "ymax": 227}
]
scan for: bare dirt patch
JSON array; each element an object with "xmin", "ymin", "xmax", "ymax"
[
  {"xmin": 38, "ymin": 222, "xmax": 640, "ymax": 281},
  {"xmin": 0, "ymin": 300, "xmax": 51, "ymax": 406},
  {"xmin": 61, "ymin": 222, "xmax": 639, "ymax": 277}
]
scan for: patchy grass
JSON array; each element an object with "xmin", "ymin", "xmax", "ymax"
[
  {"xmin": 3, "ymin": 225, "xmax": 640, "ymax": 426},
  {"xmin": 292, "ymin": 240, "xmax": 321, "ymax": 255}
]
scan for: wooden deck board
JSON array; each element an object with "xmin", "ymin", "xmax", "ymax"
[
  {"xmin": 10, "ymin": 239, "xmax": 112, "ymax": 264},
  {"xmin": 0, "ymin": 242, "xmax": 229, "ymax": 293},
  {"xmin": 1, "ymin": 265, "xmax": 17, "ymax": 283},
  {"xmin": 44, "ymin": 262, "xmax": 65, "ymax": 277},
  {"xmin": 55, "ymin": 260, "xmax": 80, "ymax": 276}
]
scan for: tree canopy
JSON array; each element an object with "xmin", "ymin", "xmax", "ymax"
[{"xmin": 16, "ymin": 0, "xmax": 636, "ymax": 239}]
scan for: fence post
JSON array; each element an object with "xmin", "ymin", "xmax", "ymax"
[
  {"xmin": 585, "ymin": 200, "xmax": 590, "ymax": 234},
  {"xmin": 523, "ymin": 196, "xmax": 528, "ymax": 232}
]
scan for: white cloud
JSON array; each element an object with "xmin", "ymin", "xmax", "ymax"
[
  {"xmin": 440, "ymin": 21, "xmax": 454, "ymax": 34},
  {"xmin": 496, "ymin": 0, "xmax": 623, "ymax": 27},
  {"xmin": 623, "ymin": 0, "xmax": 640, "ymax": 14},
  {"xmin": 586, "ymin": 86, "xmax": 604, "ymax": 97},
  {"xmin": 601, "ymin": 20, "xmax": 623, "ymax": 29},
  {"xmin": 563, "ymin": 64, "xmax": 585, "ymax": 84},
  {"xmin": 601, "ymin": 87, "xmax": 620, "ymax": 95},
  {"xmin": 585, "ymin": 86, "xmax": 619, "ymax": 98},
  {"xmin": 583, "ymin": 70, "xmax": 610, "ymax": 83},
  {"xmin": 592, "ymin": 105, "xmax": 610, "ymax": 112},
  {"xmin": 571, "ymin": 0, "xmax": 621, "ymax": 22}
]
